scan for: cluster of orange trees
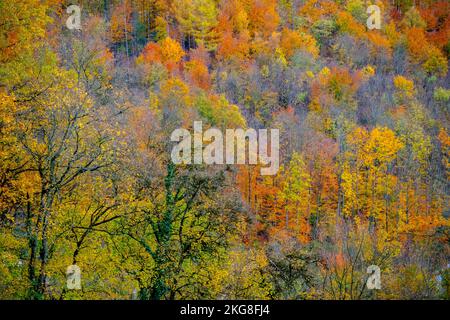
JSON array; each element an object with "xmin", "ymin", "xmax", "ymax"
[{"xmin": 0, "ymin": 0, "xmax": 448, "ymax": 299}]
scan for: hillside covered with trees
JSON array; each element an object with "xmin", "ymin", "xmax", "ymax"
[{"xmin": 0, "ymin": 0, "xmax": 449, "ymax": 299}]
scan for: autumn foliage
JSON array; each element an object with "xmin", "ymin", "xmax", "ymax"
[{"xmin": 0, "ymin": 0, "xmax": 448, "ymax": 300}]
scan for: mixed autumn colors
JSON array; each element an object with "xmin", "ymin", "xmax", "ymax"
[{"xmin": 0, "ymin": 0, "xmax": 449, "ymax": 300}]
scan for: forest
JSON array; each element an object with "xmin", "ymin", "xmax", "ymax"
[{"xmin": 0, "ymin": 0, "xmax": 449, "ymax": 300}]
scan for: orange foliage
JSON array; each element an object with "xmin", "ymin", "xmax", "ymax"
[
  {"xmin": 406, "ymin": 27, "xmax": 430, "ymax": 63},
  {"xmin": 406, "ymin": 27, "xmax": 448, "ymax": 76},
  {"xmin": 367, "ymin": 32, "xmax": 392, "ymax": 54},
  {"xmin": 279, "ymin": 28, "xmax": 319, "ymax": 58},
  {"xmin": 298, "ymin": 0, "xmax": 339, "ymax": 24},
  {"xmin": 137, "ymin": 37, "xmax": 185, "ymax": 72},
  {"xmin": 217, "ymin": 31, "xmax": 251, "ymax": 61},
  {"xmin": 310, "ymin": 67, "xmax": 362, "ymax": 110},
  {"xmin": 419, "ymin": 1, "xmax": 450, "ymax": 49},
  {"xmin": 336, "ymin": 11, "xmax": 365, "ymax": 39},
  {"xmin": 139, "ymin": 42, "xmax": 163, "ymax": 64},
  {"xmin": 438, "ymin": 128, "xmax": 450, "ymax": 180}
]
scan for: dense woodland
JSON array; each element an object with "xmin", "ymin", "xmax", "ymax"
[{"xmin": 0, "ymin": 0, "xmax": 449, "ymax": 299}]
